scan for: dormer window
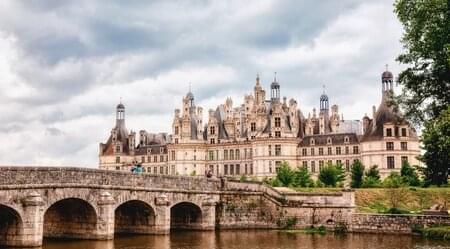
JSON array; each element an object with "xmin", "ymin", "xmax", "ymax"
[
  {"xmin": 310, "ymin": 138, "xmax": 315, "ymax": 146},
  {"xmin": 344, "ymin": 136, "xmax": 349, "ymax": 144},
  {"xmin": 210, "ymin": 126, "xmax": 216, "ymax": 135},
  {"xmin": 327, "ymin": 137, "xmax": 332, "ymax": 145},
  {"xmin": 251, "ymin": 122, "xmax": 256, "ymax": 132},
  {"xmin": 274, "ymin": 117, "xmax": 281, "ymax": 127},
  {"xmin": 401, "ymin": 128, "xmax": 407, "ymax": 137},
  {"xmin": 174, "ymin": 126, "xmax": 179, "ymax": 135}
]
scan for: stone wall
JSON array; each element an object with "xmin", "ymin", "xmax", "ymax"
[{"xmin": 350, "ymin": 213, "xmax": 450, "ymax": 234}]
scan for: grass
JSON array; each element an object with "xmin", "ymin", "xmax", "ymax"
[
  {"xmin": 279, "ymin": 226, "xmax": 327, "ymax": 235},
  {"xmin": 413, "ymin": 226, "xmax": 450, "ymax": 240},
  {"xmin": 291, "ymin": 187, "xmax": 450, "ymax": 214},
  {"xmin": 354, "ymin": 188, "xmax": 450, "ymax": 214}
]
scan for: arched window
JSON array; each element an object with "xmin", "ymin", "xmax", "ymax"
[
  {"xmin": 327, "ymin": 137, "xmax": 332, "ymax": 145},
  {"xmin": 310, "ymin": 138, "xmax": 315, "ymax": 146}
]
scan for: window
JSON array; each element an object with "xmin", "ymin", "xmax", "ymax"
[
  {"xmin": 311, "ymin": 161, "xmax": 316, "ymax": 173},
  {"xmin": 230, "ymin": 165, "xmax": 234, "ymax": 175},
  {"xmin": 268, "ymin": 145, "xmax": 272, "ymax": 156},
  {"xmin": 386, "ymin": 142, "xmax": 394, "ymax": 151},
  {"xmin": 269, "ymin": 161, "xmax": 272, "ymax": 173},
  {"xmin": 160, "ymin": 155, "xmax": 164, "ymax": 162},
  {"xmin": 148, "ymin": 156, "xmax": 151, "ymax": 162},
  {"xmin": 154, "ymin": 155, "xmax": 158, "ymax": 162},
  {"xmin": 275, "ymin": 117, "xmax": 281, "ymax": 127},
  {"xmin": 250, "ymin": 164, "xmax": 253, "ymax": 175},
  {"xmin": 224, "ymin": 150, "xmax": 228, "ymax": 160},
  {"xmin": 345, "ymin": 146, "xmax": 349, "ymax": 155},
  {"xmin": 401, "ymin": 142, "xmax": 408, "ymax": 151},
  {"xmin": 345, "ymin": 160, "xmax": 350, "ymax": 172},
  {"xmin": 245, "ymin": 164, "xmax": 248, "ymax": 174},
  {"xmin": 171, "ymin": 165, "xmax": 175, "ymax": 175},
  {"xmin": 160, "ymin": 166, "xmax": 164, "ymax": 174},
  {"xmin": 401, "ymin": 128, "xmax": 407, "ymax": 137},
  {"xmin": 230, "ymin": 149, "xmax": 234, "ymax": 160},
  {"xmin": 310, "ymin": 148, "xmax": 315, "ymax": 156},
  {"xmin": 175, "ymin": 138, "xmax": 179, "ymax": 144},
  {"xmin": 115, "ymin": 156, "xmax": 120, "ymax": 163},
  {"xmin": 310, "ymin": 138, "xmax": 315, "ymax": 146},
  {"xmin": 251, "ymin": 122, "xmax": 256, "ymax": 132},
  {"xmin": 236, "ymin": 149, "xmax": 240, "ymax": 159},
  {"xmin": 387, "ymin": 156, "xmax": 395, "ymax": 169},
  {"xmin": 236, "ymin": 164, "xmax": 240, "ymax": 175},
  {"xmin": 244, "ymin": 149, "xmax": 247, "ymax": 159},
  {"xmin": 336, "ymin": 147, "xmax": 341, "ymax": 155},
  {"xmin": 386, "ymin": 128, "xmax": 392, "ymax": 137},
  {"xmin": 210, "ymin": 138, "xmax": 215, "ymax": 144},
  {"xmin": 328, "ymin": 147, "xmax": 332, "ymax": 155},
  {"xmin": 344, "ymin": 136, "xmax": 349, "ymax": 143},
  {"xmin": 153, "ymin": 167, "xmax": 157, "ymax": 174},
  {"xmin": 275, "ymin": 131, "xmax": 281, "ymax": 138},
  {"xmin": 302, "ymin": 161, "xmax": 308, "ymax": 168},
  {"xmin": 275, "ymin": 145, "xmax": 281, "ymax": 156},
  {"xmin": 319, "ymin": 160, "xmax": 324, "ymax": 171},
  {"xmin": 175, "ymin": 126, "xmax": 179, "ymax": 135},
  {"xmin": 116, "ymin": 145, "xmax": 121, "ymax": 153},
  {"xmin": 208, "ymin": 151, "xmax": 214, "ymax": 161},
  {"xmin": 210, "ymin": 126, "xmax": 215, "ymax": 135},
  {"xmin": 141, "ymin": 156, "xmax": 145, "ymax": 163},
  {"xmin": 401, "ymin": 156, "xmax": 408, "ymax": 164},
  {"xmin": 224, "ymin": 165, "xmax": 228, "ymax": 175},
  {"xmin": 353, "ymin": 146, "xmax": 359, "ymax": 154},
  {"xmin": 302, "ymin": 148, "xmax": 307, "ymax": 156},
  {"xmin": 336, "ymin": 160, "xmax": 342, "ymax": 165},
  {"xmin": 319, "ymin": 148, "xmax": 324, "ymax": 155}
]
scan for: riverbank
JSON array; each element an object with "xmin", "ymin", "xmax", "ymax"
[{"xmin": 289, "ymin": 187, "xmax": 450, "ymax": 214}]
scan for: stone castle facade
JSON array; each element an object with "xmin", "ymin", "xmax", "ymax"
[{"xmin": 99, "ymin": 69, "xmax": 420, "ymax": 178}]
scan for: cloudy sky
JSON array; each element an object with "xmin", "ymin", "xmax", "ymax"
[{"xmin": 0, "ymin": 0, "xmax": 405, "ymax": 167}]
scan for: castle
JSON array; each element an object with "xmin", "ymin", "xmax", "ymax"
[{"xmin": 99, "ymin": 69, "xmax": 420, "ymax": 179}]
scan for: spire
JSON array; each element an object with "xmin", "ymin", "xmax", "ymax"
[
  {"xmin": 381, "ymin": 64, "xmax": 394, "ymax": 98},
  {"xmin": 116, "ymin": 100, "xmax": 125, "ymax": 126},
  {"xmin": 256, "ymin": 73, "xmax": 260, "ymax": 86}
]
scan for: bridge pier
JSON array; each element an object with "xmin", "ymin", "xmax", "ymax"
[
  {"xmin": 200, "ymin": 198, "xmax": 217, "ymax": 230},
  {"xmin": 96, "ymin": 192, "xmax": 115, "ymax": 240},
  {"xmin": 15, "ymin": 192, "xmax": 44, "ymax": 247},
  {"xmin": 154, "ymin": 194, "xmax": 171, "ymax": 234}
]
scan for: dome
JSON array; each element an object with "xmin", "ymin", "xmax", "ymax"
[
  {"xmin": 186, "ymin": 91, "xmax": 194, "ymax": 100},
  {"xmin": 320, "ymin": 93, "xmax": 329, "ymax": 101},
  {"xmin": 270, "ymin": 81, "xmax": 280, "ymax": 89},
  {"xmin": 382, "ymin": 70, "xmax": 393, "ymax": 80},
  {"xmin": 116, "ymin": 103, "xmax": 125, "ymax": 109}
]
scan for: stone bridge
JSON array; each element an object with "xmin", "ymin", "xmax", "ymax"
[{"xmin": 0, "ymin": 167, "xmax": 355, "ymax": 247}]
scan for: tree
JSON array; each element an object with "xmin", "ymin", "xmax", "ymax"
[
  {"xmin": 362, "ymin": 165, "xmax": 382, "ymax": 187},
  {"xmin": 351, "ymin": 161, "xmax": 364, "ymax": 188},
  {"xmin": 394, "ymin": 0, "xmax": 450, "ymax": 124},
  {"xmin": 383, "ymin": 172, "xmax": 409, "ymax": 212},
  {"xmin": 400, "ymin": 161, "xmax": 421, "ymax": 186},
  {"xmin": 293, "ymin": 167, "xmax": 314, "ymax": 187},
  {"xmin": 420, "ymin": 106, "xmax": 450, "ymax": 186},
  {"xmin": 318, "ymin": 164, "xmax": 345, "ymax": 187},
  {"xmin": 276, "ymin": 161, "xmax": 295, "ymax": 187},
  {"xmin": 365, "ymin": 165, "xmax": 381, "ymax": 180}
]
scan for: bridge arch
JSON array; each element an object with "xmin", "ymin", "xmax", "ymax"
[
  {"xmin": 115, "ymin": 199, "xmax": 156, "ymax": 234},
  {"xmin": 170, "ymin": 201, "xmax": 203, "ymax": 230},
  {"xmin": 43, "ymin": 198, "xmax": 98, "ymax": 239},
  {"xmin": 0, "ymin": 204, "xmax": 23, "ymax": 246}
]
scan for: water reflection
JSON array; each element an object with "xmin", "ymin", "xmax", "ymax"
[{"xmin": 32, "ymin": 231, "xmax": 450, "ymax": 249}]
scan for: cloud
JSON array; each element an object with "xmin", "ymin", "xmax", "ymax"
[{"xmin": 0, "ymin": 0, "xmax": 405, "ymax": 167}]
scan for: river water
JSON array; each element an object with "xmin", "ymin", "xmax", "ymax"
[{"xmin": 39, "ymin": 231, "xmax": 449, "ymax": 249}]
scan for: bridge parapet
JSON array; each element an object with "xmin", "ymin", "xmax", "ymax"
[{"xmin": 0, "ymin": 167, "xmax": 221, "ymax": 191}]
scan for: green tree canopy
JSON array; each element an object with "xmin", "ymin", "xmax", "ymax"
[
  {"xmin": 394, "ymin": 0, "xmax": 450, "ymax": 124},
  {"xmin": 293, "ymin": 166, "xmax": 314, "ymax": 187},
  {"xmin": 362, "ymin": 165, "xmax": 382, "ymax": 188},
  {"xmin": 400, "ymin": 161, "xmax": 421, "ymax": 186},
  {"xmin": 351, "ymin": 161, "xmax": 364, "ymax": 188},
  {"xmin": 420, "ymin": 106, "xmax": 450, "ymax": 186},
  {"xmin": 276, "ymin": 161, "xmax": 295, "ymax": 187},
  {"xmin": 318, "ymin": 163, "xmax": 345, "ymax": 187}
]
